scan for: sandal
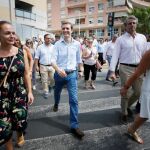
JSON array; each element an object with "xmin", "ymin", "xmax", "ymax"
[
  {"xmin": 16, "ymin": 132, "xmax": 25, "ymax": 147},
  {"xmin": 127, "ymin": 127, "xmax": 144, "ymax": 144}
]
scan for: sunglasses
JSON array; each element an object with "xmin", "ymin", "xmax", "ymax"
[{"xmin": 26, "ymin": 42, "xmax": 32, "ymax": 44}]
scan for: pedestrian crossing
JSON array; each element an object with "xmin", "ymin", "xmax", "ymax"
[{"xmin": 1, "ymin": 70, "xmax": 150, "ymax": 150}]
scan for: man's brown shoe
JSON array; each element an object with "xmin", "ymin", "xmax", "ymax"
[{"xmin": 71, "ymin": 128, "xmax": 85, "ymax": 139}]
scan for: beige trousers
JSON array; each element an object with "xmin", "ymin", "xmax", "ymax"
[
  {"xmin": 119, "ymin": 64, "xmax": 143, "ymax": 115},
  {"xmin": 40, "ymin": 65, "xmax": 55, "ymax": 93}
]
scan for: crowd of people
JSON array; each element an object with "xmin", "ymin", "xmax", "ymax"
[{"xmin": 0, "ymin": 15, "xmax": 150, "ymax": 149}]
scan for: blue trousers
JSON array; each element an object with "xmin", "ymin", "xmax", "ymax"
[{"xmin": 54, "ymin": 71, "xmax": 79, "ymax": 129}]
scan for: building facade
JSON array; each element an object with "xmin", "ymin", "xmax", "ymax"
[
  {"xmin": 130, "ymin": 0, "xmax": 150, "ymax": 8},
  {"xmin": 47, "ymin": 0, "xmax": 133, "ymax": 39},
  {"xmin": 0, "ymin": 0, "xmax": 48, "ymax": 42}
]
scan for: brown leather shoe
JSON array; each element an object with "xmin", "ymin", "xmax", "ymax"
[
  {"xmin": 53, "ymin": 104, "xmax": 58, "ymax": 112},
  {"xmin": 127, "ymin": 108, "xmax": 133, "ymax": 117},
  {"xmin": 71, "ymin": 128, "xmax": 85, "ymax": 139}
]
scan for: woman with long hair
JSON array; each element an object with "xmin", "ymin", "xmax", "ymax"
[{"xmin": 0, "ymin": 21, "xmax": 34, "ymax": 150}]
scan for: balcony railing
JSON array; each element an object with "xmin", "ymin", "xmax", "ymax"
[{"xmin": 15, "ymin": 8, "xmax": 36, "ymax": 21}]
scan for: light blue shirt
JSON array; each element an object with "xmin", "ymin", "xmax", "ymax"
[
  {"xmin": 97, "ymin": 43, "xmax": 104, "ymax": 53},
  {"xmin": 35, "ymin": 43, "xmax": 54, "ymax": 65},
  {"xmin": 52, "ymin": 38, "xmax": 82, "ymax": 71}
]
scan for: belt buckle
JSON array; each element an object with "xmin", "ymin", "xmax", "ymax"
[{"xmin": 65, "ymin": 70, "xmax": 74, "ymax": 75}]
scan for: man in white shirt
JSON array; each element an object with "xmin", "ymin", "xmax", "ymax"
[
  {"xmin": 110, "ymin": 16, "xmax": 147, "ymax": 122},
  {"xmin": 34, "ymin": 34, "xmax": 55, "ymax": 99}
]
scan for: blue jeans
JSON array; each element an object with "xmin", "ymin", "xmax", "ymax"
[
  {"xmin": 54, "ymin": 71, "xmax": 78, "ymax": 129},
  {"xmin": 106, "ymin": 55, "xmax": 112, "ymax": 79}
]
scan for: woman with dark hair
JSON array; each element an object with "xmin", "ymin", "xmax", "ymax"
[{"xmin": 0, "ymin": 21, "xmax": 34, "ymax": 149}]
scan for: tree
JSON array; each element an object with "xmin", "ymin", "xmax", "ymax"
[{"xmin": 129, "ymin": 7, "xmax": 150, "ymax": 35}]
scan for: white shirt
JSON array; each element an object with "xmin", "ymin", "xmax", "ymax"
[
  {"xmin": 110, "ymin": 32, "xmax": 147, "ymax": 72},
  {"xmin": 147, "ymin": 42, "xmax": 150, "ymax": 50},
  {"xmin": 104, "ymin": 41, "xmax": 115, "ymax": 57},
  {"xmin": 35, "ymin": 43, "xmax": 54, "ymax": 65},
  {"xmin": 83, "ymin": 46, "xmax": 97, "ymax": 65}
]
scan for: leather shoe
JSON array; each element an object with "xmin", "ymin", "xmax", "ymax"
[
  {"xmin": 53, "ymin": 104, "xmax": 58, "ymax": 112},
  {"xmin": 121, "ymin": 114, "xmax": 128, "ymax": 123},
  {"xmin": 127, "ymin": 108, "xmax": 133, "ymax": 117},
  {"xmin": 71, "ymin": 128, "xmax": 85, "ymax": 139}
]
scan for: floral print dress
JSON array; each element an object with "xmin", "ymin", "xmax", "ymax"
[{"xmin": 0, "ymin": 48, "xmax": 28, "ymax": 145}]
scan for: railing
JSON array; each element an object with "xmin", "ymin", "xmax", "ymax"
[{"xmin": 15, "ymin": 8, "xmax": 36, "ymax": 21}]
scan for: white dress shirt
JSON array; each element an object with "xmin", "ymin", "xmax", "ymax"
[
  {"xmin": 35, "ymin": 43, "xmax": 54, "ymax": 65},
  {"xmin": 110, "ymin": 32, "xmax": 147, "ymax": 72},
  {"xmin": 106, "ymin": 41, "xmax": 115, "ymax": 56}
]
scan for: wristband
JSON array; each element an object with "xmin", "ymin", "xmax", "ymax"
[{"xmin": 78, "ymin": 70, "xmax": 82, "ymax": 72}]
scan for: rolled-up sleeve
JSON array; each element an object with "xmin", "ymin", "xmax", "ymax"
[{"xmin": 109, "ymin": 39, "xmax": 121, "ymax": 72}]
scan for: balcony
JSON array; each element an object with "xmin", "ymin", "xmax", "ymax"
[
  {"xmin": 106, "ymin": 5, "xmax": 129, "ymax": 13},
  {"xmin": 67, "ymin": 0, "xmax": 86, "ymax": 8},
  {"xmin": 130, "ymin": 0, "xmax": 150, "ymax": 8},
  {"xmin": 15, "ymin": 8, "xmax": 36, "ymax": 21}
]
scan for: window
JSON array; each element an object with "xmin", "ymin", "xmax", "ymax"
[
  {"xmin": 89, "ymin": 6, "xmax": 95, "ymax": 13},
  {"xmin": 89, "ymin": 18, "xmax": 94, "ymax": 24},
  {"xmin": 108, "ymin": 0, "xmax": 113, "ymax": 7},
  {"xmin": 48, "ymin": 3, "xmax": 51, "ymax": 9},
  {"xmin": 107, "ymin": 28, "xmax": 118, "ymax": 36},
  {"xmin": 60, "ymin": 0, "xmax": 65, "ymax": 7},
  {"xmin": 89, "ymin": 29, "xmax": 96, "ymax": 36},
  {"xmin": 97, "ymin": 29, "xmax": 104, "ymax": 37},
  {"xmin": 98, "ymin": 3, "xmax": 104, "ymax": 10},
  {"xmin": 98, "ymin": 16, "xmax": 103, "ymax": 23}
]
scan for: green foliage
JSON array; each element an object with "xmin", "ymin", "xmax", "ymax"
[{"xmin": 129, "ymin": 7, "xmax": 150, "ymax": 35}]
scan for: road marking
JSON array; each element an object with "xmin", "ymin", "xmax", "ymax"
[{"xmin": 28, "ymin": 96, "xmax": 121, "ymax": 119}]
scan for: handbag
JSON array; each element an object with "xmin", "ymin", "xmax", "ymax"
[
  {"xmin": 96, "ymin": 60, "xmax": 102, "ymax": 70},
  {"xmin": 0, "ymin": 55, "xmax": 15, "ymax": 88}
]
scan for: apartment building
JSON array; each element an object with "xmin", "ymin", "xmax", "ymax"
[
  {"xmin": 0, "ymin": 0, "xmax": 48, "ymax": 41},
  {"xmin": 47, "ymin": 0, "xmax": 133, "ymax": 39}
]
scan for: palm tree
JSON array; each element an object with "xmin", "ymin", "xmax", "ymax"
[{"xmin": 129, "ymin": 7, "xmax": 150, "ymax": 35}]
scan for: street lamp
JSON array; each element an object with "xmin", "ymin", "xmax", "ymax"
[{"xmin": 78, "ymin": 10, "xmax": 81, "ymax": 36}]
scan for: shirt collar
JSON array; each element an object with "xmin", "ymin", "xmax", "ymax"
[
  {"xmin": 60, "ymin": 37, "xmax": 75, "ymax": 44},
  {"xmin": 125, "ymin": 32, "xmax": 137, "ymax": 37}
]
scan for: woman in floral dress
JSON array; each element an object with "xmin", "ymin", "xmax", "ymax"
[{"xmin": 0, "ymin": 21, "xmax": 34, "ymax": 150}]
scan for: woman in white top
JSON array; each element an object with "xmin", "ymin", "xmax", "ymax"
[
  {"xmin": 82, "ymin": 37, "xmax": 98, "ymax": 89},
  {"xmin": 120, "ymin": 50, "xmax": 150, "ymax": 144}
]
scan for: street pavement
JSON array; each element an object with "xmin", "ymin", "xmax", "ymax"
[{"xmin": 1, "ymin": 67, "xmax": 150, "ymax": 150}]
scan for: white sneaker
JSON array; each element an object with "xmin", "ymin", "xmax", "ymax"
[{"xmin": 32, "ymin": 85, "xmax": 36, "ymax": 90}]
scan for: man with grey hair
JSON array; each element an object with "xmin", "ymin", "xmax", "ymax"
[{"xmin": 110, "ymin": 15, "xmax": 148, "ymax": 122}]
